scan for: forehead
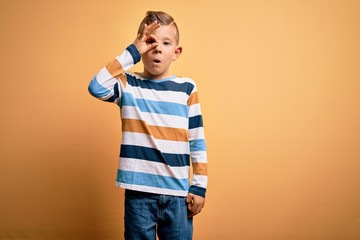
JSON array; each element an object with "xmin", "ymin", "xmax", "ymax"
[{"xmin": 153, "ymin": 24, "xmax": 178, "ymax": 40}]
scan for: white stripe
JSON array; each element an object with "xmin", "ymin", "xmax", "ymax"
[
  {"xmin": 119, "ymin": 157, "xmax": 190, "ymax": 179},
  {"xmin": 189, "ymin": 127, "xmax": 205, "ymax": 140},
  {"xmin": 127, "ymin": 84, "xmax": 189, "ymax": 105},
  {"xmin": 122, "ymin": 132, "xmax": 190, "ymax": 154},
  {"xmin": 190, "ymin": 151, "xmax": 207, "ymax": 163},
  {"xmin": 121, "ymin": 106, "xmax": 188, "ymax": 129},
  {"xmin": 96, "ymin": 67, "xmax": 117, "ymax": 88},
  {"xmin": 116, "ymin": 49, "xmax": 135, "ymax": 71},
  {"xmin": 192, "ymin": 175, "xmax": 208, "ymax": 188},
  {"xmin": 117, "ymin": 182, "xmax": 188, "ymax": 197},
  {"xmin": 172, "ymin": 77, "xmax": 196, "ymax": 87},
  {"xmin": 188, "ymin": 103, "xmax": 201, "ymax": 117}
]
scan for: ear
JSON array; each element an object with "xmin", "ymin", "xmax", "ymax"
[{"xmin": 173, "ymin": 46, "xmax": 182, "ymax": 61}]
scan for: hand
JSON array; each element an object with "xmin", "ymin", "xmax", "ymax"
[
  {"xmin": 186, "ymin": 193, "xmax": 205, "ymax": 217},
  {"xmin": 133, "ymin": 21, "xmax": 161, "ymax": 55}
]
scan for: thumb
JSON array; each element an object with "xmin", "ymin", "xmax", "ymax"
[
  {"xmin": 186, "ymin": 194, "xmax": 193, "ymax": 204},
  {"xmin": 148, "ymin": 35, "xmax": 159, "ymax": 49}
]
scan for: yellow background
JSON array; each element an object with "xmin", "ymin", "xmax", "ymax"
[{"xmin": 1, "ymin": 0, "xmax": 360, "ymax": 239}]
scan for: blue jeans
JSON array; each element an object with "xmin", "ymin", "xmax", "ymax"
[{"xmin": 124, "ymin": 189, "xmax": 193, "ymax": 240}]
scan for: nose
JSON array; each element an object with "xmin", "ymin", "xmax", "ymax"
[{"xmin": 153, "ymin": 45, "xmax": 162, "ymax": 53}]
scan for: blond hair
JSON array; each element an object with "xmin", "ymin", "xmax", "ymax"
[{"xmin": 137, "ymin": 11, "xmax": 180, "ymax": 44}]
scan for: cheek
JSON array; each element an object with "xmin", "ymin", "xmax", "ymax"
[
  {"xmin": 142, "ymin": 56, "xmax": 153, "ymax": 64},
  {"xmin": 141, "ymin": 53, "xmax": 150, "ymax": 60}
]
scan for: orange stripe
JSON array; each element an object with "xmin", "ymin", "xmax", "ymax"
[
  {"xmin": 193, "ymin": 162, "xmax": 207, "ymax": 175},
  {"xmin": 106, "ymin": 58, "xmax": 123, "ymax": 77},
  {"xmin": 119, "ymin": 74, "xmax": 127, "ymax": 87},
  {"xmin": 122, "ymin": 119, "xmax": 188, "ymax": 142},
  {"xmin": 187, "ymin": 91, "xmax": 199, "ymax": 106}
]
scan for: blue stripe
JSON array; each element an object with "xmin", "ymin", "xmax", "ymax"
[
  {"xmin": 190, "ymin": 139, "xmax": 207, "ymax": 151},
  {"xmin": 189, "ymin": 115, "xmax": 203, "ymax": 129},
  {"xmin": 121, "ymin": 92, "xmax": 188, "ymax": 117},
  {"xmin": 126, "ymin": 44, "xmax": 141, "ymax": 63},
  {"xmin": 126, "ymin": 74, "xmax": 194, "ymax": 95},
  {"xmin": 120, "ymin": 145, "xmax": 190, "ymax": 167},
  {"xmin": 117, "ymin": 170, "xmax": 190, "ymax": 191},
  {"xmin": 104, "ymin": 82, "xmax": 120, "ymax": 102},
  {"xmin": 189, "ymin": 185, "xmax": 206, "ymax": 198},
  {"xmin": 88, "ymin": 75, "xmax": 111, "ymax": 98},
  {"xmin": 119, "ymin": 92, "xmax": 136, "ymax": 107}
]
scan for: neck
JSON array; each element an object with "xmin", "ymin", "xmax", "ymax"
[{"xmin": 141, "ymin": 71, "xmax": 171, "ymax": 80}]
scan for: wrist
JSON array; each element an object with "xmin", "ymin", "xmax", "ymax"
[
  {"xmin": 126, "ymin": 44, "xmax": 141, "ymax": 64},
  {"xmin": 132, "ymin": 41, "xmax": 142, "ymax": 54}
]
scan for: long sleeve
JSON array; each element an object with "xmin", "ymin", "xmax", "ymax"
[
  {"xmin": 89, "ymin": 45, "xmax": 208, "ymax": 198},
  {"xmin": 88, "ymin": 44, "xmax": 141, "ymax": 104},
  {"xmin": 187, "ymin": 85, "xmax": 208, "ymax": 198}
]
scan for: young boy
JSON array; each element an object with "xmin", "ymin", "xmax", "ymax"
[{"xmin": 88, "ymin": 11, "xmax": 207, "ymax": 240}]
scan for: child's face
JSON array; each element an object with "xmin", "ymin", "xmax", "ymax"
[{"xmin": 141, "ymin": 24, "xmax": 182, "ymax": 80}]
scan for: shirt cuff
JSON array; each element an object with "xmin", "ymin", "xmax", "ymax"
[
  {"xmin": 189, "ymin": 185, "xmax": 206, "ymax": 198},
  {"xmin": 126, "ymin": 44, "xmax": 141, "ymax": 64}
]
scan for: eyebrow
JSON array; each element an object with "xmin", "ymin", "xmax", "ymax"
[{"xmin": 160, "ymin": 37, "xmax": 174, "ymax": 42}]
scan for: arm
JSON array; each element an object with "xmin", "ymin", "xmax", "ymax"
[
  {"xmin": 88, "ymin": 21, "xmax": 160, "ymax": 103},
  {"xmin": 186, "ymin": 85, "xmax": 208, "ymax": 217},
  {"xmin": 88, "ymin": 44, "xmax": 140, "ymax": 104}
]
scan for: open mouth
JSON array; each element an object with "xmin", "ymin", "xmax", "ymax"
[{"xmin": 153, "ymin": 60, "xmax": 161, "ymax": 63}]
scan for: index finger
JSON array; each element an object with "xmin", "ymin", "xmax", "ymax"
[{"xmin": 143, "ymin": 21, "xmax": 161, "ymax": 35}]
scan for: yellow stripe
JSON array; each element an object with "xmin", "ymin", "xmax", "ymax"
[
  {"xmin": 119, "ymin": 74, "xmax": 127, "ymax": 87},
  {"xmin": 106, "ymin": 58, "xmax": 123, "ymax": 78},
  {"xmin": 193, "ymin": 162, "xmax": 207, "ymax": 176},
  {"xmin": 187, "ymin": 91, "xmax": 199, "ymax": 106},
  {"xmin": 122, "ymin": 119, "xmax": 188, "ymax": 142}
]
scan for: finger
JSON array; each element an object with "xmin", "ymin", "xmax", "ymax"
[
  {"xmin": 187, "ymin": 201, "xmax": 192, "ymax": 211},
  {"xmin": 188, "ymin": 206, "xmax": 195, "ymax": 217},
  {"xmin": 189, "ymin": 211, "xmax": 198, "ymax": 217},
  {"xmin": 148, "ymin": 21, "xmax": 161, "ymax": 32},
  {"xmin": 142, "ymin": 36, "xmax": 158, "ymax": 50},
  {"xmin": 141, "ymin": 23, "xmax": 148, "ymax": 35},
  {"xmin": 147, "ymin": 42, "xmax": 158, "ymax": 51},
  {"xmin": 192, "ymin": 202, "xmax": 199, "ymax": 212},
  {"xmin": 145, "ymin": 21, "xmax": 161, "ymax": 35},
  {"xmin": 189, "ymin": 207, "xmax": 201, "ymax": 217},
  {"xmin": 194, "ymin": 204, "xmax": 203, "ymax": 214},
  {"xmin": 188, "ymin": 202, "xmax": 197, "ymax": 213},
  {"xmin": 190, "ymin": 201, "xmax": 204, "ymax": 216},
  {"xmin": 136, "ymin": 31, "xmax": 147, "ymax": 42},
  {"xmin": 186, "ymin": 193, "xmax": 194, "ymax": 203},
  {"xmin": 139, "ymin": 33, "xmax": 146, "ymax": 42},
  {"xmin": 147, "ymin": 34, "xmax": 159, "ymax": 42},
  {"xmin": 188, "ymin": 209, "xmax": 199, "ymax": 218},
  {"xmin": 143, "ymin": 21, "xmax": 155, "ymax": 34},
  {"xmin": 147, "ymin": 20, "xmax": 159, "ymax": 29}
]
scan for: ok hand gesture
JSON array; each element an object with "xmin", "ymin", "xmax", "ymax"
[{"xmin": 134, "ymin": 21, "xmax": 161, "ymax": 55}]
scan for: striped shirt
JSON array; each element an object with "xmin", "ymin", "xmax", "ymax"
[{"xmin": 88, "ymin": 44, "xmax": 207, "ymax": 197}]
